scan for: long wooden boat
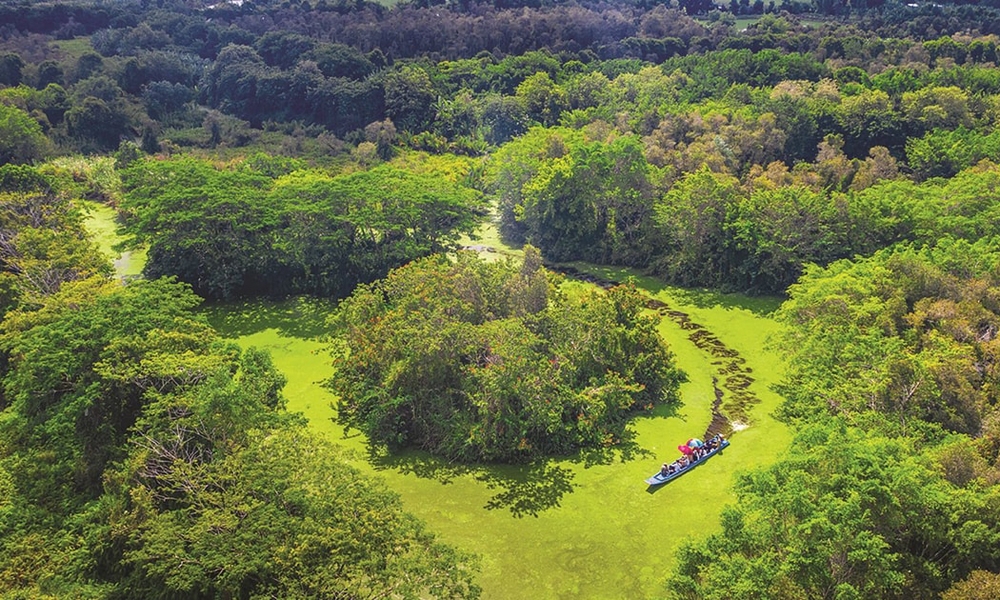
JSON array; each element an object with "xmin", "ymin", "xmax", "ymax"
[{"xmin": 645, "ymin": 438, "xmax": 730, "ymax": 486}]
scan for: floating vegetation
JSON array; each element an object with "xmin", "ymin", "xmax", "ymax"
[{"xmin": 547, "ymin": 263, "xmax": 761, "ymax": 437}]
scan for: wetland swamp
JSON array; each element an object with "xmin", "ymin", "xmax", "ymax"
[{"xmin": 87, "ymin": 207, "xmax": 792, "ymax": 599}]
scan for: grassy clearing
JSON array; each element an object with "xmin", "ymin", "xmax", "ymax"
[
  {"xmin": 733, "ymin": 16, "xmax": 762, "ymax": 30},
  {"xmin": 50, "ymin": 37, "xmax": 94, "ymax": 59},
  {"xmin": 696, "ymin": 14, "xmax": 826, "ymax": 31},
  {"xmin": 695, "ymin": 16, "xmax": 762, "ymax": 30}
]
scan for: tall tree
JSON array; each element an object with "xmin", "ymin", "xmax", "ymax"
[
  {"xmin": 119, "ymin": 157, "xmax": 278, "ymax": 300},
  {"xmin": 729, "ymin": 185, "xmax": 850, "ymax": 291},
  {"xmin": 0, "ymin": 104, "xmax": 50, "ymax": 165},
  {"xmin": 0, "ymin": 52, "xmax": 24, "ymax": 87},
  {"xmin": 652, "ymin": 166, "xmax": 743, "ymax": 288},
  {"xmin": 776, "ymin": 238, "xmax": 1000, "ymax": 436},
  {"xmin": 64, "ymin": 96, "xmax": 131, "ymax": 153},
  {"xmin": 330, "ymin": 250, "xmax": 684, "ymax": 462},
  {"xmin": 669, "ymin": 422, "xmax": 1000, "ymax": 600},
  {"xmin": 518, "ymin": 134, "xmax": 655, "ymax": 264}
]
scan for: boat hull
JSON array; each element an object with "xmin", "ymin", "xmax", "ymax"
[{"xmin": 645, "ymin": 439, "xmax": 729, "ymax": 486}]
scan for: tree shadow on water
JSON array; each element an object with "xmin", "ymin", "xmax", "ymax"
[
  {"xmin": 368, "ymin": 447, "xmax": 472, "ymax": 485},
  {"xmin": 200, "ymin": 296, "xmax": 336, "ymax": 339},
  {"xmin": 572, "ymin": 399, "xmax": 682, "ymax": 468},
  {"xmin": 476, "ymin": 463, "xmax": 576, "ymax": 518},
  {"xmin": 576, "ymin": 426, "xmax": 656, "ymax": 469},
  {"xmin": 655, "ymin": 285, "xmax": 783, "ymax": 316},
  {"xmin": 367, "ymin": 447, "xmax": 577, "ymax": 518}
]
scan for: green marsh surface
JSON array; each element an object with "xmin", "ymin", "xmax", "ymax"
[
  {"xmin": 202, "ymin": 276, "xmax": 791, "ymax": 599},
  {"xmin": 81, "ymin": 200, "xmax": 146, "ymax": 277},
  {"xmin": 88, "ymin": 208, "xmax": 791, "ymax": 598}
]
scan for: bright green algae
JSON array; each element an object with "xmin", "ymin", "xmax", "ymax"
[
  {"xmin": 87, "ymin": 207, "xmax": 791, "ymax": 599},
  {"xmin": 81, "ymin": 200, "xmax": 146, "ymax": 277},
  {"xmin": 201, "ymin": 282, "xmax": 791, "ymax": 600}
]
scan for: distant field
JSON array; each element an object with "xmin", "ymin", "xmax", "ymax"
[
  {"xmin": 733, "ymin": 16, "xmax": 762, "ymax": 29},
  {"xmin": 695, "ymin": 15, "xmax": 762, "ymax": 30},
  {"xmin": 697, "ymin": 14, "xmax": 828, "ymax": 31},
  {"xmin": 50, "ymin": 37, "xmax": 93, "ymax": 59}
]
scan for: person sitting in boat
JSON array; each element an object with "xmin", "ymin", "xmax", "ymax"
[{"xmin": 660, "ymin": 463, "xmax": 671, "ymax": 476}]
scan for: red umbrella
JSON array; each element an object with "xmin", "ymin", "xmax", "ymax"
[{"xmin": 678, "ymin": 444, "xmax": 693, "ymax": 455}]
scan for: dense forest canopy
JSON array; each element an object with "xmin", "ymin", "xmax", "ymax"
[
  {"xmin": 4, "ymin": 0, "xmax": 1000, "ymax": 597},
  {"xmin": 117, "ymin": 154, "xmax": 487, "ymax": 300},
  {"xmin": 7, "ymin": 0, "xmax": 1000, "ymax": 294},
  {"xmin": 0, "ymin": 167, "xmax": 480, "ymax": 597}
]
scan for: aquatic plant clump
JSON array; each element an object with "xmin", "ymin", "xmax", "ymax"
[{"xmin": 328, "ymin": 247, "xmax": 686, "ymax": 463}]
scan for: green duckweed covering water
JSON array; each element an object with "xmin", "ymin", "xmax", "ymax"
[
  {"xmin": 86, "ymin": 207, "xmax": 791, "ymax": 599},
  {"xmin": 81, "ymin": 200, "xmax": 146, "ymax": 277},
  {"xmin": 200, "ymin": 281, "xmax": 791, "ymax": 600}
]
